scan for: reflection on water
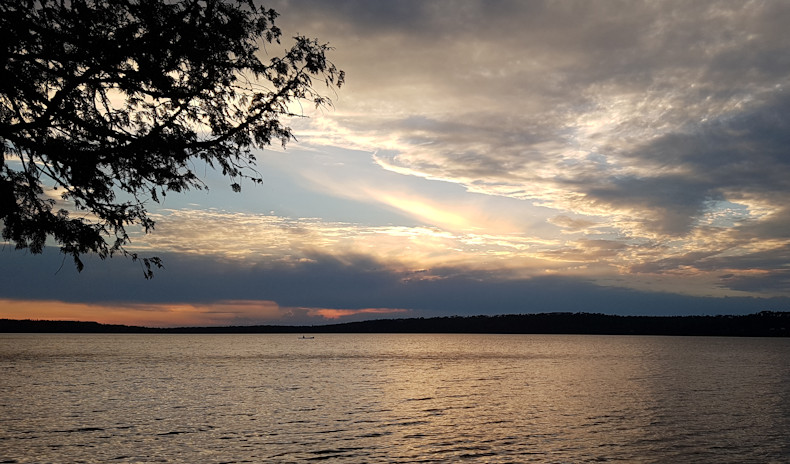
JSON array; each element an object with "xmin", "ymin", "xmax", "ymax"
[{"xmin": 1, "ymin": 334, "xmax": 789, "ymax": 463}]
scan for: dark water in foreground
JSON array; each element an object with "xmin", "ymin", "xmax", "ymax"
[{"xmin": 1, "ymin": 334, "xmax": 789, "ymax": 463}]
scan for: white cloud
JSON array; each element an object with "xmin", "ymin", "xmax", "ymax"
[
  {"xmin": 272, "ymin": 0, "xmax": 790, "ymax": 242},
  {"xmin": 142, "ymin": 208, "xmax": 563, "ymax": 276}
]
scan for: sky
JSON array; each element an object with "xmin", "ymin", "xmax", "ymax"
[{"xmin": 2, "ymin": 0, "xmax": 790, "ymax": 327}]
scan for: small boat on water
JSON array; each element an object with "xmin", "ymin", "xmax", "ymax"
[{"xmin": 299, "ymin": 335, "xmax": 315, "ymax": 339}]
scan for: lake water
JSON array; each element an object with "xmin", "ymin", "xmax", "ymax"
[{"xmin": 1, "ymin": 333, "xmax": 789, "ymax": 463}]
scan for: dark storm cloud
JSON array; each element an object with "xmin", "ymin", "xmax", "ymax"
[
  {"xmin": 719, "ymin": 271, "xmax": 790, "ymax": 293},
  {"xmin": 1, "ymin": 248, "xmax": 784, "ymax": 319},
  {"xmin": 584, "ymin": 94, "xmax": 790, "ymax": 235},
  {"xmin": 624, "ymin": 95, "xmax": 790, "ymax": 188},
  {"xmin": 583, "ymin": 175, "xmax": 720, "ymax": 236}
]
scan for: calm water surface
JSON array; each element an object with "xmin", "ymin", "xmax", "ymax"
[{"xmin": 1, "ymin": 333, "xmax": 789, "ymax": 463}]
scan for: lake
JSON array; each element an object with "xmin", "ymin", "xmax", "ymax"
[{"xmin": 1, "ymin": 333, "xmax": 789, "ymax": 463}]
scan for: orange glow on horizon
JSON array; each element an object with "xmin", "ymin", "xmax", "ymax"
[
  {"xmin": 0, "ymin": 299, "xmax": 285, "ymax": 327},
  {"xmin": 307, "ymin": 307, "xmax": 410, "ymax": 320},
  {"xmin": 0, "ymin": 299, "xmax": 413, "ymax": 327}
]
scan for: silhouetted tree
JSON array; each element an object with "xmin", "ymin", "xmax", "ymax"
[{"xmin": 1, "ymin": 0, "xmax": 343, "ymax": 277}]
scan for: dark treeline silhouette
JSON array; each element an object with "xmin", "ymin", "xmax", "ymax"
[{"xmin": 2, "ymin": 311, "xmax": 789, "ymax": 336}]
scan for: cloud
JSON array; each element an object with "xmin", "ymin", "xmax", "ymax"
[
  {"xmin": 275, "ymin": 0, "xmax": 790, "ymax": 240},
  {"xmin": 70, "ymin": 204, "xmax": 784, "ymax": 299},
  {"xmin": 581, "ymin": 94, "xmax": 790, "ymax": 234},
  {"xmin": 1, "ymin": 247, "xmax": 787, "ymax": 328},
  {"xmin": 719, "ymin": 270, "xmax": 790, "ymax": 293},
  {"xmin": 263, "ymin": 0, "xmax": 790, "ymax": 299},
  {"xmin": 306, "ymin": 307, "xmax": 410, "ymax": 320},
  {"xmin": 548, "ymin": 215, "xmax": 599, "ymax": 233},
  {"xmin": 138, "ymin": 208, "xmax": 564, "ymax": 276}
]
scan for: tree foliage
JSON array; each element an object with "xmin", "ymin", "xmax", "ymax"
[{"xmin": 0, "ymin": 0, "xmax": 343, "ymax": 277}]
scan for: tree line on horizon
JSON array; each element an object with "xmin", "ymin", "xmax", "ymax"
[{"xmin": 2, "ymin": 311, "xmax": 788, "ymax": 337}]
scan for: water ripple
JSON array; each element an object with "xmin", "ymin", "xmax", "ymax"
[{"xmin": 2, "ymin": 334, "xmax": 790, "ymax": 463}]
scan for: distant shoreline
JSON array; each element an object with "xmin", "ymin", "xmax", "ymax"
[{"xmin": 2, "ymin": 311, "xmax": 789, "ymax": 337}]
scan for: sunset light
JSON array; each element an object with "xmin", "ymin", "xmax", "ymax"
[
  {"xmin": 4, "ymin": 3, "xmax": 790, "ymax": 464},
  {"xmin": 3, "ymin": 0, "xmax": 790, "ymax": 326}
]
